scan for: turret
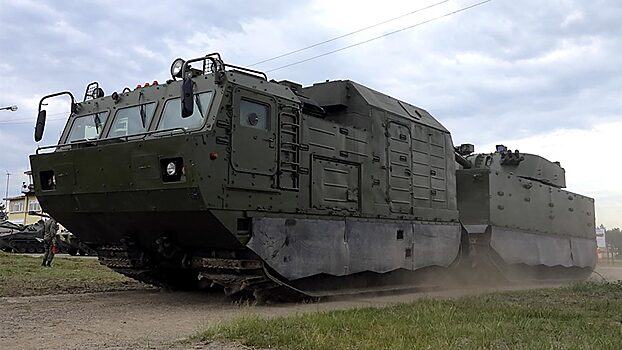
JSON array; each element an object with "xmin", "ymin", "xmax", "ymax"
[{"xmin": 467, "ymin": 145, "xmax": 566, "ymax": 188}]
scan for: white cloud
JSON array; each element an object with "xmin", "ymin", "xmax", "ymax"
[
  {"xmin": 50, "ymin": 20, "xmax": 89, "ymax": 42},
  {"xmin": 561, "ymin": 9, "xmax": 584, "ymax": 28}
]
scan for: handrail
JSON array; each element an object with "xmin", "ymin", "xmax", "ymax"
[
  {"xmin": 181, "ymin": 55, "xmax": 221, "ymax": 78},
  {"xmin": 224, "ymin": 63, "xmax": 268, "ymax": 80},
  {"xmin": 181, "ymin": 53, "xmax": 268, "ymax": 81},
  {"xmin": 203, "ymin": 52, "xmax": 224, "ymax": 73},
  {"xmin": 35, "ymin": 127, "xmax": 188, "ymax": 154}
]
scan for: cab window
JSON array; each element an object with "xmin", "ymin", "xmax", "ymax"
[
  {"xmin": 157, "ymin": 92, "xmax": 213, "ymax": 130},
  {"xmin": 66, "ymin": 111, "xmax": 109, "ymax": 142},
  {"xmin": 239, "ymin": 99, "xmax": 269, "ymax": 130},
  {"xmin": 107, "ymin": 103, "xmax": 156, "ymax": 138}
]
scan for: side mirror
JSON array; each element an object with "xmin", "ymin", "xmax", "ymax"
[
  {"xmin": 181, "ymin": 78, "xmax": 194, "ymax": 118},
  {"xmin": 35, "ymin": 110, "xmax": 46, "ymax": 142}
]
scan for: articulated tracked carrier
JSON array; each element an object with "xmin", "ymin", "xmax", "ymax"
[{"xmin": 29, "ymin": 53, "xmax": 596, "ymax": 300}]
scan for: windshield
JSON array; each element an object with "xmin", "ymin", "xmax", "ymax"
[
  {"xmin": 66, "ymin": 111, "xmax": 110, "ymax": 142},
  {"xmin": 107, "ymin": 102, "xmax": 156, "ymax": 138},
  {"xmin": 157, "ymin": 92, "xmax": 213, "ymax": 130}
]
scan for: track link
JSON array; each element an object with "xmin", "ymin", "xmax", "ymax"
[{"xmin": 97, "ymin": 246, "xmax": 302, "ymax": 300}]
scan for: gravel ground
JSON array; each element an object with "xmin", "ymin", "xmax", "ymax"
[{"xmin": 1, "ymin": 266, "xmax": 620, "ymax": 350}]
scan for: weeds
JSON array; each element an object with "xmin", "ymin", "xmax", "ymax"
[{"xmin": 199, "ymin": 282, "xmax": 622, "ymax": 350}]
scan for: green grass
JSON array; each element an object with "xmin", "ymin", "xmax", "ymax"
[
  {"xmin": 199, "ymin": 282, "xmax": 622, "ymax": 350},
  {"xmin": 0, "ymin": 252, "xmax": 145, "ymax": 297}
]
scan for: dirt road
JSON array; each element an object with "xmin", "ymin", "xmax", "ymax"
[
  {"xmin": 2, "ymin": 266, "xmax": 621, "ymax": 350},
  {"xmin": 593, "ymin": 265, "xmax": 622, "ymax": 282}
]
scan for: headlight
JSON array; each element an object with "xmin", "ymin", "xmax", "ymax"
[
  {"xmin": 166, "ymin": 162, "xmax": 177, "ymax": 176},
  {"xmin": 170, "ymin": 58, "xmax": 185, "ymax": 78}
]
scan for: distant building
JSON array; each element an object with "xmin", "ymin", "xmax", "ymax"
[{"xmin": 3, "ymin": 171, "xmax": 44, "ymax": 225}]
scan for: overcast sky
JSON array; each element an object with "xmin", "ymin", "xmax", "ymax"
[{"xmin": 0, "ymin": 0, "xmax": 620, "ymax": 228}]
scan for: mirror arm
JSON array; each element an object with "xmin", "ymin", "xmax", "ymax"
[
  {"xmin": 38, "ymin": 91, "xmax": 77, "ymax": 114},
  {"xmin": 35, "ymin": 91, "xmax": 77, "ymax": 142}
]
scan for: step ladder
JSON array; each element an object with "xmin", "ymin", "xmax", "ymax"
[{"xmin": 278, "ymin": 106, "xmax": 302, "ymax": 190}]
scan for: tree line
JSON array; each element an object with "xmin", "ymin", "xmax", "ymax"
[{"xmin": 606, "ymin": 227, "xmax": 622, "ymax": 257}]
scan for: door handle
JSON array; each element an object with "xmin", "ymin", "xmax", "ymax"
[{"xmin": 262, "ymin": 137, "xmax": 276, "ymax": 148}]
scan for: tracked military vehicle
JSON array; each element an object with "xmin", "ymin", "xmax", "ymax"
[
  {"xmin": 0, "ymin": 219, "xmax": 45, "ymax": 253},
  {"xmin": 29, "ymin": 53, "xmax": 596, "ymax": 299},
  {"xmin": 0, "ymin": 216, "xmax": 92, "ymax": 255}
]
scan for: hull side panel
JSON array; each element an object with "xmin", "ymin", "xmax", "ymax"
[
  {"xmin": 490, "ymin": 227, "xmax": 596, "ymax": 268},
  {"xmin": 248, "ymin": 217, "xmax": 461, "ymax": 280}
]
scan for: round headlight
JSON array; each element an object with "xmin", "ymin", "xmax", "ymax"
[
  {"xmin": 170, "ymin": 58, "xmax": 185, "ymax": 78},
  {"xmin": 166, "ymin": 162, "xmax": 177, "ymax": 176}
]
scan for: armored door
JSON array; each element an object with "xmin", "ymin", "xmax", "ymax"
[
  {"xmin": 230, "ymin": 88, "xmax": 278, "ymax": 179},
  {"xmin": 386, "ymin": 121, "xmax": 413, "ymax": 213}
]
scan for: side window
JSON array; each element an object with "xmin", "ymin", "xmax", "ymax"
[
  {"xmin": 239, "ymin": 99, "xmax": 269, "ymax": 130},
  {"xmin": 107, "ymin": 103, "xmax": 156, "ymax": 138},
  {"xmin": 157, "ymin": 92, "xmax": 213, "ymax": 131}
]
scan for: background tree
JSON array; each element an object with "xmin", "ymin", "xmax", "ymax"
[
  {"xmin": 606, "ymin": 227, "xmax": 622, "ymax": 258},
  {"xmin": 0, "ymin": 203, "xmax": 7, "ymax": 221}
]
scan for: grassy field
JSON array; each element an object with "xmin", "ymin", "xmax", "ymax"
[
  {"xmin": 200, "ymin": 282, "xmax": 622, "ymax": 350},
  {"xmin": 0, "ymin": 252, "xmax": 144, "ymax": 297}
]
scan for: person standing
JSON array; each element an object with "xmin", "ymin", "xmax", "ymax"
[{"xmin": 42, "ymin": 218, "xmax": 58, "ymax": 267}]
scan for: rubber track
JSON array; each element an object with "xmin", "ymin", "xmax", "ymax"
[{"xmin": 97, "ymin": 246, "xmax": 295, "ymax": 299}]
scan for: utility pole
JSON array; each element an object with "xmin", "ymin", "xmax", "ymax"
[{"xmin": 4, "ymin": 171, "xmax": 9, "ymax": 209}]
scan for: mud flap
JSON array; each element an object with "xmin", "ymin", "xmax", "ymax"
[
  {"xmin": 248, "ymin": 218, "xmax": 347, "ymax": 279},
  {"xmin": 413, "ymin": 223, "xmax": 461, "ymax": 269},
  {"xmin": 247, "ymin": 217, "xmax": 461, "ymax": 280},
  {"xmin": 490, "ymin": 227, "xmax": 596, "ymax": 268},
  {"xmin": 570, "ymin": 237, "xmax": 597, "ymax": 268}
]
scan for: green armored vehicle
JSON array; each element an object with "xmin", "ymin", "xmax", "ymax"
[
  {"xmin": 0, "ymin": 219, "xmax": 45, "ymax": 253},
  {"xmin": 0, "ymin": 216, "xmax": 93, "ymax": 255},
  {"xmin": 29, "ymin": 53, "xmax": 596, "ymax": 299},
  {"xmin": 457, "ymin": 146, "xmax": 595, "ymax": 280}
]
